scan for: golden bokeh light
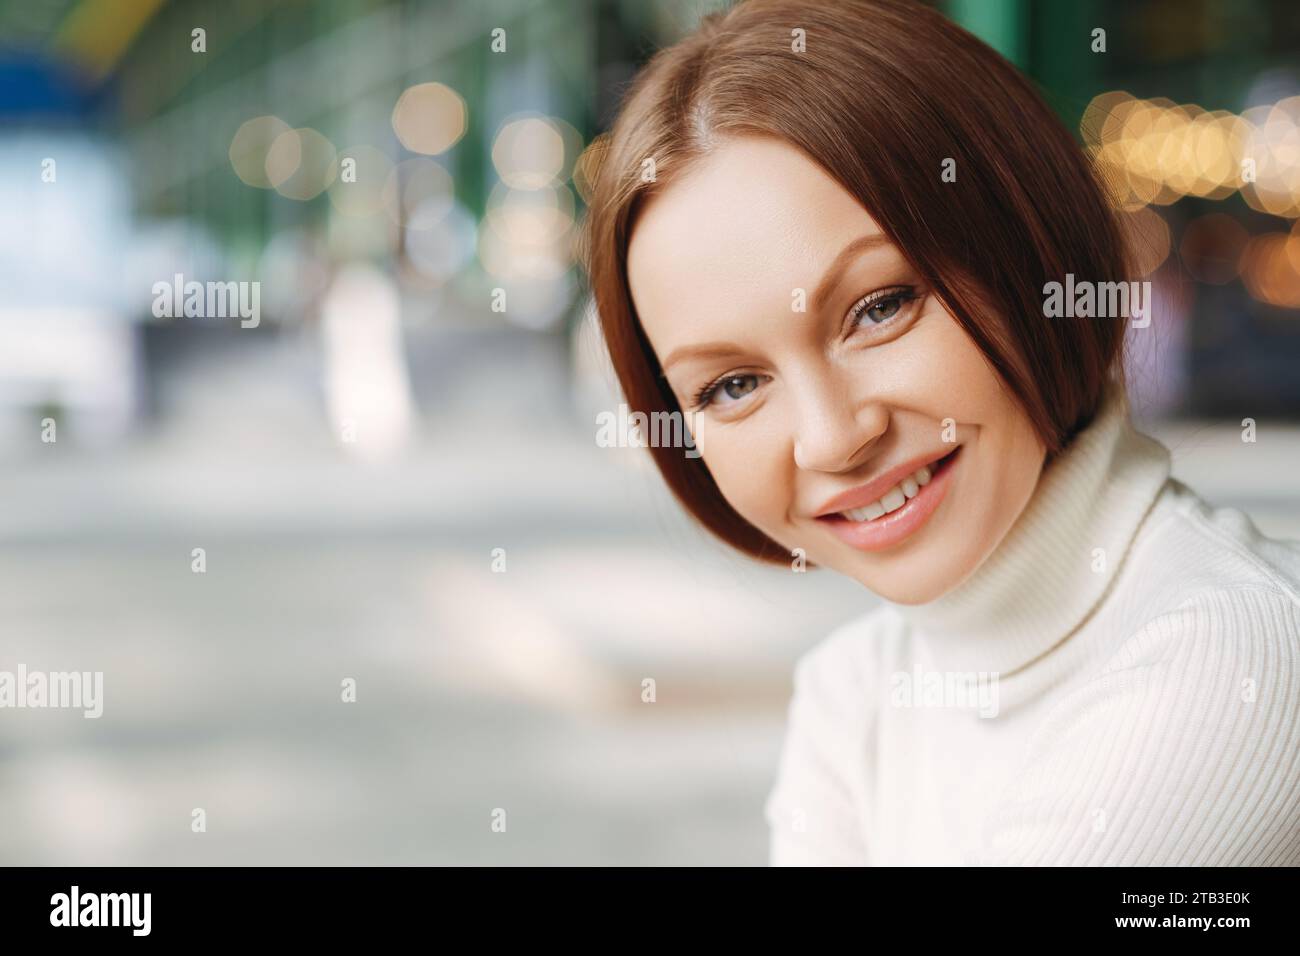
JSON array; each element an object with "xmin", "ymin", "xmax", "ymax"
[
  {"xmin": 1121, "ymin": 207, "xmax": 1171, "ymax": 276},
  {"xmin": 1084, "ymin": 91, "xmax": 1300, "ymax": 216},
  {"xmin": 391, "ymin": 82, "xmax": 467, "ymax": 156},
  {"xmin": 269, "ymin": 128, "xmax": 337, "ymax": 201},
  {"xmin": 479, "ymin": 183, "xmax": 576, "ymax": 280},
  {"xmin": 1240, "ymin": 233, "xmax": 1300, "ymax": 308},
  {"xmin": 1081, "ymin": 91, "xmax": 1133, "ymax": 149},
  {"xmin": 492, "ymin": 116, "xmax": 566, "ymax": 189},
  {"xmin": 229, "ymin": 115, "xmax": 293, "ymax": 189},
  {"xmin": 264, "ymin": 129, "xmax": 302, "ymax": 187}
]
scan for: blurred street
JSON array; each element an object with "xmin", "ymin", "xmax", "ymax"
[
  {"xmin": 2, "ymin": 329, "xmax": 1297, "ymax": 865},
  {"xmin": 0, "ymin": 327, "xmax": 876, "ymax": 865}
]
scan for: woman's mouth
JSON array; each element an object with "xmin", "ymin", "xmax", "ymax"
[{"xmin": 815, "ymin": 447, "xmax": 961, "ymax": 553}]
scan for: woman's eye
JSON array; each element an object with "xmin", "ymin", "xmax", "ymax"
[
  {"xmin": 695, "ymin": 373, "xmax": 763, "ymax": 409},
  {"xmin": 849, "ymin": 288, "xmax": 916, "ymax": 328},
  {"xmin": 720, "ymin": 375, "xmax": 758, "ymax": 400},
  {"xmin": 866, "ymin": 296, "xmax": 902, "ymax": 322}
]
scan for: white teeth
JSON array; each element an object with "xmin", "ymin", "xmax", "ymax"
[
  {"xmin": 842, "ymin": 500, "xmax": 884, "ymax": 522},
  {"xmin": 837, "ymin": 462, "xmax": 938, "ymax": 523},
  {"xmin": 880, "ymin": 487, "xmax": 906, "ymax": 513}
]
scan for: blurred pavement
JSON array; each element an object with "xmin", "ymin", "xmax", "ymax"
[{"xmin": 1, "ymin": 331, "xmax": 1296, "ymax": 865}]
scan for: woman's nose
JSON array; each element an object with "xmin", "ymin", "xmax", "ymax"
[{"xmin": 791, "ymin": 382, "xmax": 887, "ymax": 473}]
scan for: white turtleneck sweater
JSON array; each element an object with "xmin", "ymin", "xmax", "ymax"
[{"xmin": 763, "ymin": 384, "xmax": 1300, "ymax": 866}]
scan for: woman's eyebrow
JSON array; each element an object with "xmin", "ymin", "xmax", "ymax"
[
  {"xmin": 811, "ymin": 234, "xmax": 891, "ymax": 312},
  {"xmin": 660, "ymin": 343, "xmax": 741, "ymax": 376},
  {"xmin": 659, "ymin": 234, "xmax": 892, "ymax": 376}
]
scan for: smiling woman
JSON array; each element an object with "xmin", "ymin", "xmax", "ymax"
[
  {"xmin": 623, "ymin": 136, "xmax": 1049, "ymax": 601},
  {"xmin": 581, "ymin": 0, "xmax": 1300, "ymax": 867},
  {"xmin": 586, "ymin": 0, "xmax": 1128, "ymax": 567}
]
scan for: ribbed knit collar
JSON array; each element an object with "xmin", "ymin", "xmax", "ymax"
[{"xmin": 889, "ymin": 381, "xmax": 1171, "ymax": 677}]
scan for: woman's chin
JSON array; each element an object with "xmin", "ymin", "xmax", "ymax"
[
  {"xmin": 852, "ymin": 569, "xmax": 955, "ymax": 606},
  {"xmin": 831, "ymin": 544, "xmax": 977, "ymax": 605}
]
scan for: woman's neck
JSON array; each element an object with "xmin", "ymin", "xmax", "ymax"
[{"xmin": 887, "ymin": 383, "xmax": 1172, "ymax": 677}]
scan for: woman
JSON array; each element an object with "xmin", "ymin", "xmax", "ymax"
[{"xmin": 582, "ymin": 0, "xmax": 1300, "ymax": 865}]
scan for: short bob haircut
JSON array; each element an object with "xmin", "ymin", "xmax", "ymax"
[{"xmin": 582, "ymin": 0, "xmax": 1133, "ymax": 564}]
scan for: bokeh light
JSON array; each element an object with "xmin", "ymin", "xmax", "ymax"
[
  {"xmin": 1083, "ymin": 90, "xmax": 1300, "ymax": 216},
  {"xmin": 268, "ymin": 128, "xmax": 337, "ymax": 201},
  {"xmin": 1122, "ymin": 206, "xmax": 1172, "ymax": 276},
  {"xmin": 1240, "ymin": 232, "xmax": 1300, "ymax": 308},
  {"xmin": 391, "ymin": 82, "xmax": 467, "ymax": 156},
  {"xmin": 479, "ymin": 184, "xmax": 576, "ymax": 281},
  {"xmin": 492, "ymin": 116, "xmax": 566, "ymax": 190},
  {"xmin": 229, "ymin": 115, "xmax": 292, "ymax": 189}
]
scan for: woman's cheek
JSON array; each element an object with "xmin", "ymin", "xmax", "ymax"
[{"xmin": 703, "ymin": 426, "xmax": 791, "ymax": 536}]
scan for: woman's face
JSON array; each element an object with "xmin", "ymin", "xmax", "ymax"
[{"xmin": 626, "ymin": 136, "xmax": 1046, "ymax": 604}]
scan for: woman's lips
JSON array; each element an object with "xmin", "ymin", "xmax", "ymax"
[{"xmin": 815, "ymin": 447, "xmax": 960, "ymax": 553}]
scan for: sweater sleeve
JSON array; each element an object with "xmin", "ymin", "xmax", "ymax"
[
  {"xmin": 763, "ymin": 629, "xmax": 873, "ymax": 866},
  {"xmin": 977, "ymin": 587, "xmax": 1300, "ymax": 866}
]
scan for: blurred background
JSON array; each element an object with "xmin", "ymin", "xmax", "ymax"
[{"xmin": 0, "ymin": 0, "xmax": 1297, "ymax": 865}]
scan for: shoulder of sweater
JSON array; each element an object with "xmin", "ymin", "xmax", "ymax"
[
  {"xmin": 1041, "ymin": 580, "xmax": 1299, "ymax": 757},
  {"xmin": 1129, "ymin": 477, "xmax": 1300, "ymax": 605},
  {"xmin": 1094, "ymin": 585, "xmax": 1300, "ymax": 718},
  {"xmin": 1094, "ymin": 480, "xmax": 1300, "ymax": 672},
  {"xmin": 986, "ymin": 588, "xmax": 1300, "ymax": 865},
  {"xmin": 1019, "ymin": 482, "xmax": 1300, "ymax": 778},
  {"xmin": 1090, "ymin": 583, "xmax": 1300, "ymax": 691}
]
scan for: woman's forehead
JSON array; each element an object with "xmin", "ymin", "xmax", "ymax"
[{"xmin": 626, "ymin": 138, "xmax": 887, "ymax": 344}]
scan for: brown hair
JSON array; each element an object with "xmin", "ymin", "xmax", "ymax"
[{"xmin": 581, "ymin": 0, "xmax": 1132, "ymax": 563}]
